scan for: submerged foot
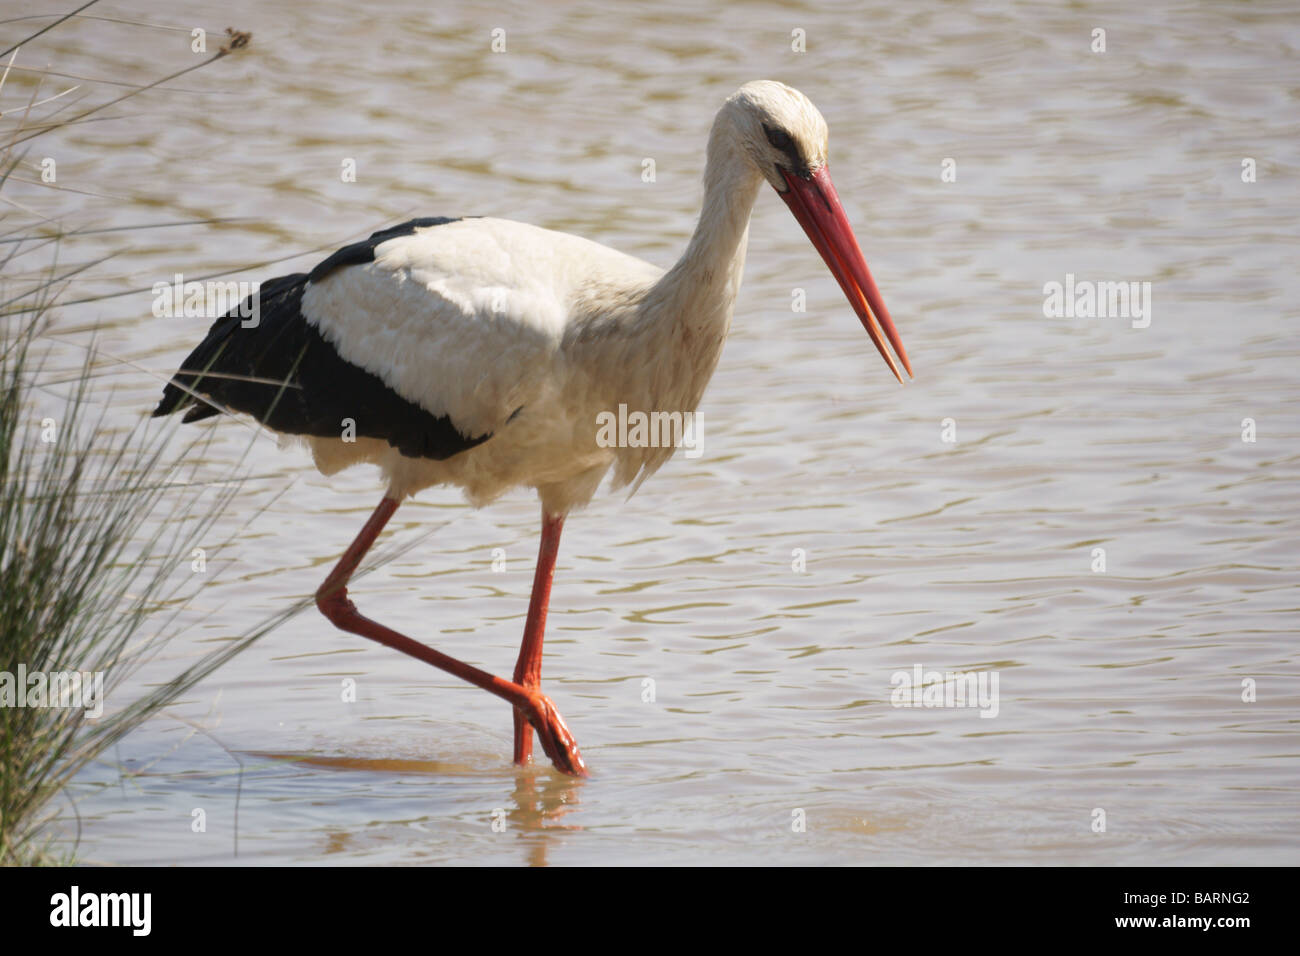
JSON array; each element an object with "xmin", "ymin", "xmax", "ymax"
[{"xmin": 520, "ymin": 692, "xmax": 588, "ymax": 777}]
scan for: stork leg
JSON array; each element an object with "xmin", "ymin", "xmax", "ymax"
[
  {"xmin": 315, "ymin": 497, "xmax": 588, "ymax": 777},
  {"xmin": 512, "ymin": 511, "xmax": 565, "ymax": 765}
]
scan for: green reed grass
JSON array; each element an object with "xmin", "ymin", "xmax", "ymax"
[{"xmin": 0, "ymin": 8, "xmax": 303, "ymax": 865}]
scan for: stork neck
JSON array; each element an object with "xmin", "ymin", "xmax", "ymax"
[
  {"xmin": 657, "ymin": 127, "xmax": 764, "ymax": 314},
  {"xmin": 592, "ymin": 123, "xmax": 762, "ymax": 489}
]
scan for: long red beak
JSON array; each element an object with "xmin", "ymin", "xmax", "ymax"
[{"xmin": 779, "ymin": 166, "xmax": 911, "ymax": 383}]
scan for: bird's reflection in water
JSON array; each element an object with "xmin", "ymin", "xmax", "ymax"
[
  {"xmin": 508, "ymin": 765, "xmax": 586, "ymax": 867},
  {"xmin": 253, "ymin": 751, "xmax": 477, "ymax": 775},
  {"xmin": 252, "ymin": 750, "xmax": 584, "ymax": 865}
]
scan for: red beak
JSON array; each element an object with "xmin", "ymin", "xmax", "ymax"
[{"xmin": 779, "ymin": 165, "xmax": 911, "ymax": 383}]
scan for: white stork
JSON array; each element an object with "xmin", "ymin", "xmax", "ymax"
[{"xmin": 154, "ymin": 80, "xmax": 911, "ymax": 776}]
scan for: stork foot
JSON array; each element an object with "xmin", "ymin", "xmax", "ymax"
[{"xmin": 518, "ymin": 691, "xmax": 588, "ymax": 777}]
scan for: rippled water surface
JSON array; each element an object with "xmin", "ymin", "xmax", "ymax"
[{"xmin": 9, "ymin": 0, "xmax": 1299, "ymax": 864}]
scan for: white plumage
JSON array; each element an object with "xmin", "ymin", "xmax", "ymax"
[{"xmin": 300, "ymin": 217, "xmax": 668, "ymax": 513}]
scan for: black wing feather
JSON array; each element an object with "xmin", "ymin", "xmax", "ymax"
[{"xmin": 151, "ymin": 217, "xmax": 490, "ymax": 462}]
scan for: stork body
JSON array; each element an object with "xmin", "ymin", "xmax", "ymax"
[{"xmin": 154, "ymin": 81, "xmax": 911, "ymax": 776}]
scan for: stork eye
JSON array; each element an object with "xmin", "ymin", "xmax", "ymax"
[{"xmin": 763, "ymin": 125, "xmax": 795, "ymax": 153}]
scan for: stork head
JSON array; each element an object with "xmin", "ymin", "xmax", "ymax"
[{"xmin": 721, "ymin": 80, "xmax": 911, "ymax": 383}]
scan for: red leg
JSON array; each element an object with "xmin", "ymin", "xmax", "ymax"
[
  {"xmin": 512, "ymin": 511, "xmax": 565, "ymax": 765},
  {"xmin": 315, "ymin": 497, "xmax": 587, "ymax": 777}
]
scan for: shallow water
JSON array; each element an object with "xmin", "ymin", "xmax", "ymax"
[{"xmin": 7, "ymin": 0, "xmax": 1298, "ymax": 864}]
